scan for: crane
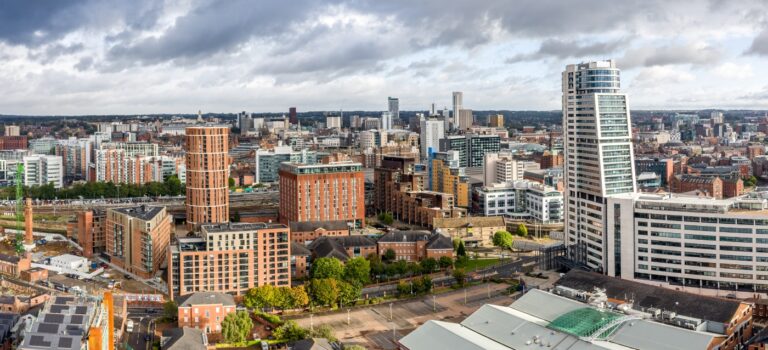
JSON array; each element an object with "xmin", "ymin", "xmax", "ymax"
[{"xmin": 14, "ymin": 163, "xmax": 24, "ymax": 254}]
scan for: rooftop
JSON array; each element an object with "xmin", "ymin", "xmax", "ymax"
[
  {"xmin": 289, "ymin": 220, "xmax": 350, "ymax": 232},
  {"xmin": 201, "ymin": 222, "xmax": 287, "ymax": 233},
  {"xmin": 176, "ymin": 292, "xmax": 235, "ymax": 307},
  {"xmin": 111, "ymin": 205, "xmax": 164, "ymax": 221},
  {"xmin": 162, "ymin": 327, "xmax": 207, "ymax": 350}
]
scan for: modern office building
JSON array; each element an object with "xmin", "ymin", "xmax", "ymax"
[
  {"xmin": 452, "ymin": 91, "xmax": 463, "ymax": 130},
  {"xmin": 380, "ymin": 112, "xmax": 393, "ymax": 131},
  {"xmin": 419, "ymin": 118, "xmax": 445, "ymax": 161},
  {"xmin": 106, "ymin": 205, "xmax": 172, "ymax": 279},
  {"xmin": 468, "ymin": 134, "xmax": 501, "ymax": 168},
  {"xmin": 562, "ymin": 60, "xmax": 637, "ymax": 271},
  {"xmin": 29, "ymin": 137, "xmax": 57, "ymax": 155},
  {"xmin": 359, "ymin": 130, "xmax": 388, "ymax": 149},
  {"xmin": 185, "ymin": 126, "xmax": 229, "ymax": 227},
  {"xmin": 439, "ymin": 135, "xmax": 468, "ymax": 167},
  {"xmin": 254, "ymin": 146, "xmax": 321, "ymax": 183},
  {"xmin": 278, "ymin": 160, "xmax": 365, "ymax": 228},
  {"xmin": 4, "ymin": 125, "xmax": 20, "ymax": 137},
  {"xmin": 167, "ymin": 222, "xmax": 291, "ymax": 298},
  {"xmin": 635, "ymin": 157, "xmax": 675, "ymax": 186},
  {"xmin": 325, "ymin": 115, "xmax": 342, "ymax": 129},
  {"xmin": 472, "ymin": 180, "xmax": 563, "ymax": 223},
  {"xmin": 388, "ymin": 96, "xmax": 399, "ymax": 122},
  {"xmin": 23, "ymin": 154, "xmax": 63, "ymax": 188},
  {"xmin": 289, "ymin": 107, "xmax": 297, "ymax": 124},
  {"xmin": 483, "ymin": 153, "xmax": 539, "ymax": 185}
]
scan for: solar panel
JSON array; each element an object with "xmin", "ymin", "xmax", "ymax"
[
  {"xmin": 44, "ymin": 314, "xmax": 65, "ymax": 323},
  {"xmin": 74, "ymin": 306, "xmax": 88, "ymax": 315},
  {"xmin": 58, "ymin": 337, "xmax": 73, "ymax": 348},
  {"xmin": 29, "ymin": 335, "xmax": 51, "ymax": 347},
  {"xmin": 37, "ymin": 323, "xmax": 60, "ymax": 334},
  {"xmin": 55, "ymin": 297, "xmax": 74, "ymax": 304},
  {"xmin": 50, "ymin": 305, "xmax": 68, "ymax": 314},
  {"xmin": 70, "ymin": 315, "xmax": 84, "ymax": 324}
]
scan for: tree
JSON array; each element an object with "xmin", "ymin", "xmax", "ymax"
[
  {"xmin": 221, "ymin": 311, "xmax": 253, "ymax": 344},
  {"xmin": 438, "ymin": 256, "xmax": 453, "ymax": 269},
  {"xmin": 273, "ymin": 321, "xmax": 308, "ymax": 342},
  {"xmin": 492, "ymin": 231, "xmax": 514, "ymax": 257},
  {"xmin": 311, "ymin": 257, "xmax": 344, "ymax": 279},
  {"xmin": 163, "ymin": 300, "xmax": 178, "ymax": 321},
  {"xmin": 310, "ymin": 324, "xmax": 337, "ymax": 342},
  {"xmin": 377, "ymin": 211, "xmax": 394, "ymax": 225},
  {"xmin": 337, "ymin": 281, "xmax": 361, "ymax": 307},
  {"xmin": 228, "ymin": 177, "xmax": 236, "ymax": 188},
  {"xmin": 244, "ymin": 284, "xmax": 276, "ymax": 310},
  {"xmin": 453, "ymin": 268, "xmax": 467, "ymax": 287},
  {"xmin": 232, "ymin": 210, "xmax": 241, "ymax": 222},
  {"xmin": 345, "ymin": 345, "xmax": 367, "ymax": 350},
  {"xmin": 367, "ymin": 253, "xmax": 385, "ymax": 278},
  {"xmin": 272, "ymin": 287, "xmax": 293, "ymax": 310},
  {"xmin": 289, "ymin": 286, "xmax": 310, "ymax": 309},
  {"xmin": 406, "ymin": 262, "xmax": 422, "ymax": 276},
  {"xmin": 396, "ymin": 281, "xmax": 410, "ymax": 296},
  {"xmin": 516, "ymin": 223, "xmax": 529, "ymax": 237},
  {"xmin": 308, "ymin": 278, "xmax": 339, "ymax": 307},
  {"xmin": 456, "ymin": 240, "xmax": 467, "ymax": 257},
  {"xmin": 383, "ymin": 248, "xmax": 396, "ymax": 262},
  {"xmin": 164, "ymin": 175, "xmax": 182, "ymax": 195},
  {"xmin": 452, "ymin": 238, "xmax": 462, "ymax": 251},
  {"xmin": 420, "ymin": 257, "xmax": 437, "ymax": 273},
  {"xmin": 343, "ymin": 257, "xmax": 371, "ymax": 285}
]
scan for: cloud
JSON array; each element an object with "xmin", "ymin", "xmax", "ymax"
[
  {"xmin": 619, "ymin": 42, "xmax": 722, "ymax": 69},
  {"xmin": 28, "ymin": 43, "xmax": 84, "ymax": 64},
  {"xmin": 746, "ymin": 28, "xmax": 768, "ymax": 56},
  {"xmin": 506, "ymin": 38, "xmax": 625, "ymax": 63},
  {"xmin": 713, "ymin": 62, "xmax": 753, "ymax": 79}
]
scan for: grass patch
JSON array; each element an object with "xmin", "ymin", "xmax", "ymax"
[
  {"xmin": 457, "ymin": 258, "xmax": 500, "ymax": 271},
  {"xmin": 215, "ymin": 339, "xmax": 261, "ymax": 348}
]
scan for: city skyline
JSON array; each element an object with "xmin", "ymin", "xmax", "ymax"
[{"xmin": 1, "ymin": 1, "xmax": 768, "ymax": 115}]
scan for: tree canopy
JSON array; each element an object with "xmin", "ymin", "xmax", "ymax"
[
  {"xmin": 516, "ymin": 223, "xmax": 529, "ymax": 237},
  {"xmin": 493, "ymin": 231, "xmax": 514, "ymax": 250},
  {"xmin": 343, "ymin": 257, "xmax": 370, "ymax": 285},
  {"xmin": 311, "ymin": 257, "xmax": 345, "ymax": 279},
  {"xmin": 221, "ymin": 311, "xmax": 253, "ymax": 344}
]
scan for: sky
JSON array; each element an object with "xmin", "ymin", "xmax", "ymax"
[{"xmin": 2, "ymin": 0, "xmax": 768, "ymax": 115}]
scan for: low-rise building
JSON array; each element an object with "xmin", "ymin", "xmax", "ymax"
[
  {"xmin": 289, "ymin": 221, "xmax": 349, "ymax": 245},
  {"xmin": 432, "ymin": 216, "xmax": 506, "ymax": 248},
  {"xmin": 377, "ymin": 231, "xmax": 453, "ymax": 262},
  {"xmin": 161, "ymin": 327, "xmax": 208, "ymax": 350},
  {"xmin": 308, "ymin": 235, "xmax": 377, "ymax": 262},
  {"xmin": 0, "ymin": 253, "xmax": 31, "ymax": 278},
  {"xmin": 177, "ymin": 292, "xmax": 236, "ymax": 334},
  {"xmin": 291, "ymin": 242, "xmax": 311, "ymax": 279},
  {"xmin": 472, "ymin": 180, "xmax": 563, "ymax": 223},
  {"xmin": 49, "ymin": 254, "xmax": 89, "ymax": 273}
]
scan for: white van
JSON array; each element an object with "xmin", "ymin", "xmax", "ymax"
[{"xmin": 126, "ymin": 320, "xmax": 134, "ymax": 333}]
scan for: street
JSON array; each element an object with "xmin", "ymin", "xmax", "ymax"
[{"xmin": 125, "ymin": 315, "xmax": 156, "ymax": 350}]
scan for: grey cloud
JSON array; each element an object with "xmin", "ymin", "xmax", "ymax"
[
  {"xmin": 74, "ymin": 57, "xmax": 94, "ymax": 71},
  {"xmin": 746, "ymin": 28, "xmax": 768, "ymax": 56},
  {"xmin": 619, "ymin": 43, "xmax": 722, "ymax": 69},
  {"xmin": 506, "ymin": 38, "xmax": 625, "ymax": 63},
  {"xmin": 28, "ymin": 43, "xmax": 85, "ymax": 64}
]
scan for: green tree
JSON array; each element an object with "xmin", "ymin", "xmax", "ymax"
[
  {"xmin": 337, "ymin": 281, "xmax": 361, "ymax": 307},
  {"xmin": 367, "ymin": 253, "xmax": 385, "ymax": 277},
  {"xmin": 377, "ymin": 211, "xmax": 394, "ymax": 225},
  {"xmin": 438, "ymin": 256, "xmax": 453, "ymax": 269},
  {"xmin": 228, "ymin": 177, "xmax": 236, "ymax": 188},
  {"xmin": 493, "ymin": 230, "xmax": 514, "ymax": 257},
  {"xmin": 420, "ymin": 257, "xmax": 437, "ymax": 273},
  {"xmin": 383, "ymin": 248, "xmax": 396, "ymax": 262},
  {"xmin": 164, "ymin": 175, "xmax": 183, "ymax": 195},
  {"xmin": 289, "ymin": 286, "xmax": 310, "ymax": 309},
  {"xmin": 343, "ymin": 257, "xmax": 371, "ymax": 285},
  {"xmin": 232, "ymin": 210, "xmax": 241, "ymax": 222},
  {"xmin": 311, "ymin": 257, "xmax": 344, "ymax": 279},
  {"xmin": 221, "ymin": 311, "xmax": 253, "ymax": 344},
  {"xmin": 452, "ymin": 238, "xmax": 462, "ymax": 251},
  {"xmin": 163, "ymin": 300, "xmax": 178, "ymax": 321},
  {"xmin": 456, "ymin": 240, "xmax": 467, "ymax": 257},
  {"xmin": 396, "ymin": 281, "xmax": 410, "ymax": 296},
  {"xmin": 273, "ymin": 321, "xmax": 308, "ymax": 342},
  {"xmin": 516, "ymin": 223, "xmax": 528, "ymax": 237},
  {"xmin": 406, "ymin": 262, "xmax": 422, "ymax": 276},
  {"xmin": 453, "ymin": 268, "xmax": 467, "ymax": 286},
  {"xmin": 244, "ymin": 284, "xmax": 276, "ymax": 310},
  {"xmin": 308, "ymin": 278, "xmax": 339, "ymax": 307},
  {"xmin": 272, "ymin": 287, "xmax": 293, "ymax": 310}
]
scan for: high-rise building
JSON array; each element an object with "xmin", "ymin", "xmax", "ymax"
[
  {"xmin": 254, "ymin": 146, "xmax": 321, "ymax": 183},
  {"xmin": 4, "ymin": 125, "xmax": 20, "ymax": 137},
  {"xmin": 29, "ymin": 137, "xmax": 56, "ymax": 155},
  {"xmin": 185, "ymin": 126, "xmax": 230, "ymax": 228},
  {"xmin": 488, "ymin": 114, "xmax": 504, "ymax": 128},
  {"xmin": 168, "ymin": 222, "xmax": 291, "ymax": 298},
  {"xmin": 94, "ymin": 149, "xmax": 177, "ymax": 184},
  {"xmin": 326, "ymin": 115, "xmax": 342, "ymax": 129},
  {"xmin": 388, "ymin": 97, "xmax": 400, "ymax": 121},
  {"xmin": 289, "ymin": 107, "xmax": 297, "ymax": 124},
  {"xmin": 430, "ymin": 151, "xmax": 470, "ymax": 207},
  {"xmin": 23, "ymin": 155, "xmax": 63, "ymax": 188},
  {"xmin": 0, "ymin": 136, "xmax": 28, "ymax": 150},
  {"xmin": 72, "ymin": 209, "xmax": 107, "ymax": 258},
  {"xmin": 106, "ymin": 205, "xmax": 171, "ymax": 279},
  {"xmin": 467, "ymin": 134, "xmax": 500, "ymax": 168},
  {"xmin": 278, "ymin": 160, "xmax": 365, "ymax": 228},
  {"xmin": 381, "ymin": 112, "xmax": 393, "ymax": 131},
  {"xmin": 419, "ymin": 118, "xmax": 445, "ymax": 161},
  {"xmin": 55, "ymin": 138, "xmax": 92, "ymax": 183},
  {"xmin": 458, "ymin": 109, "xmax": 473, "ymax": 130},
  {"xmin": 452, "ymin": 91, "xmax": 463, "ymax": 130},
  {"xmin": 100, "ymin": 142, "xmax": 159, "ymax": 157},
  {"xmin": 562, "ymin": 60, "xmax": 636, "ymax": 271}
]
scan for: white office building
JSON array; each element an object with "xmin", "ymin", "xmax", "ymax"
[
  {"xmin": 452, "ymin": 91, "xmax": 463, "ymax": 130},
  {"xmin": 562, "ymin": 60, "xmax": 637, "ymax": 271},
  {"xmin": 606, "ymin": 190, "xmax": 768, "ymax": 297},
  {"xmin": 419, "ymin": 118, "xmax": 444, "ymax": 161},
  {"xmin": 483, "ymin": 153, "xmax": 540, "ymax": 185},
  {"xmin": 325, "ymin": 116, "xmax": 342, "ymax": 130},
  {"xmin": 381, "ymin": 112, "xmax": 393, "ymax": 131},
  {"xmin": 474, "ymin": 180, "xmax": 563, "ymax": 224},
  {"xmin": 23, "ymin": 155, "xmax": 63, "ymax": 188}
]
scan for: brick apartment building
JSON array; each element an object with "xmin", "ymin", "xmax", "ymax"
[
  {"xmin": 177, "ymin": 292, "xmax": 236, "ymax": 334},
  {"xmin": 0, "ymin": 253, "xmax": 31, "ymax": 278},
  {"xmin": 168, "ymin": 222, "xmax": 291, "ymax": 299},
  {"xmin": 670, "ymin": 175, "xmax": 723, "ymax": 199},
  {"xmin": 278, "ymin": 161, "xmax": 365, "ymax": 228},
  {"xmin": 106, "ymin": 205, "xmax": 171, "ymax": 278},
  {"xmin": 289, "ymin": 220, "xmax": 349, "ymax": 245},
  {"xmin": 0, "ymin": 136, "xmax": 27, "ymax": 150},
  {"xmin": 69, "ymin": 209, "xmax": 107, "ymax": 258},
  {"xmin": 376, "ymin": 231, "xmax": 453, "ymax": 262},
  {"xmin": 185, "ymin": 126, "xmax": 229, "ymax": 228}
]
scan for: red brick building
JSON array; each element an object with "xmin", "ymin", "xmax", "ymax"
[
  {"xmin": 106, "ymin": 206, "xmax": 171, "ymax": 278},
  {"xmin": 0, "ymin": 136, "xmax": 27, "ymax": 150},
  {"xmin": 289, "ymin": 220, "xmax": 350, "ymax": 245},
  {"xmin": 278, "ymin": 161, "xmax": 365, "ymax": 228},
  {"xmin": 670, "ymin": 175, "xmax": 723, "ymax": 199},
  {"xmin": 185, "ymin": 126, "xmax": 229, "ymax": 228},
  {"xmin": 177, "ymin": 292, "xmax": 236, "ymax": 334},
  {"xmin": 71, "ymin": 209, "xmax": 107, "ymax": 258},
  {"xmin": 308, "ymin": 235, "xmax": 377, "ymax": 262},
  {"xmin": 0, "ymin": 253, "xmax": 30, "ymax": 277},
  {"xmin": 376, "ymin": 231, "xmax": 453, "ymax": 262}
]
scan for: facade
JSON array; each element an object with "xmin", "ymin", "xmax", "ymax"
[
  {"xmin": 176, "ymin": 292, "xmax": 236, "ymax": 334},
  {"xmin": 308, "ymin": 235, "xmax": 377, "ymax": 262},
  {"xmin": 0, "ymin": 136, "xmax": 27, "ymax": 150},
  {"xmin": 388, "ymin": 97, "xmax": 399, "ymax": 122},
  {"xmin": 562, "ymin": 60, "xmax": 636, "ymax": 271},
  {"xmin": 4, "ymin": 125, "xmax": 19, "ymax": 137},
  {"xmin": 325, "ymin": 116, "xmax": 342, "ymax": 130},
  {"xmin": 168, "ymin": 223, "xmax": 291, "ymax": 298},
  {"xmin": 635, "ymin": 157, "xmax": 674, "ymax": 186},
  {"xmin": 670, "ymin": 174, "xmax": 723, "ymax": 199},
  {"xmin": 472, "ymin": 180, "xmax": 563, "ymax": 223},
  {"xmin": 185, "ymin": 126, "xmax": 229, "ymax": 227},
  {"xmin": 419, "ymin": 119, "xmax": 444, "ymax": 161},
  {"xmin": 289, "ymin": 107, "xmax": 297, "ymax": 124},
  {"xmin": 23, "ymin": 155, "xmax": 63, "ymax": 188},
  {"xmin": 72, "ymin": 209, "xmax": 107, "ymax": 258},
  {"xmin": 457, "ymin": 109, "xmax": 473, "ymax": 131},
  {"xmin": 94, "ymin": 149, "xmax": 176, "ymax": 184},
  {"xmin": 452, "ymin": 91, "xmax": 463, "ymax": 130},
  {"xmin": 49, "ymin": 254, "xmax": 89, "ymax": 273},
  {"xmin": 290, "ymin": 242, "xmax": 310, "ymax": 279},
  {"xmin": 467, "ymin": 134, "xmax": 501, "ymax": 168},
  {"xmin": 289, "ymin": 220, "xmax": 349, "ymax": 245},
  {"xmin": 106, "ymin": 206, "xmax": 172, "ymax": 278},
  {"xmin": 29, "ymin": 137, "xmax": 57, "ymax": 155},
  {"xmin": 432, "ymin": 216, "xmax": 506, "ymax": 248},
  {"xmin": 483, "ymin": 153, "xmax": 540, "ymax": 185},
  {"xmin": 381, "ymin": 112, "xmax": 393, "ymax": 131},
  {"xmin": 18, "ymin": 294, "xmax": 114, "ymax": 350},
  {"xmin": 439, "ymin": 135, "xmax": 468, "ymax": 167},
  {"xmin": 488, "ymin": 114, "xmax": 504, "ymax": 128},
  {"xmin": 0, "ymin": 253, "xmax": 31, "ymax": 277},
  {"xmin": 376, "ymin": 230, "xmax": 453, "ymax": 262},
  {"xmin": 278, "ymin": 161, "xmax": 365, "ymax": 228},
  {"xmin": 430, "ymin": 151, "xmax": 470, "ymax": 207},
  {"xmin": 254, "ymin": 146, "xmax": 321, "ymax": 183},
  {"xmin": 55, "ymin": 138, "xmax": 92, "ymax": 183}
]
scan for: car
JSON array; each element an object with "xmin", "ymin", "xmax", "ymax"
[
  {"xmin": 144, "ymin": 335, "xmax": 151, "ymax": 341},
  {"xmin": 124, "ymin": 274, "xmax": 133, "ymax": 280},
  {"xmin": 261, "ymin": 341, "xmax": 269, "ymax": 350}
]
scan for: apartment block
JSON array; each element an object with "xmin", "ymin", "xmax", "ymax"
[
  {"xmin": 106, "ymin": 205, "xmax": 172, "ymax": 279},
  {"xmin": 71, "ymin": 209, "xmax": 107, "ymax": 258},
  {"xmin": 430, "ymin": 151, "xmax": 470, "ymax": 207},
  {"xmin": 185, "ymin": 126, "xmax": 230, "ymax": 227},
  {"xmin": 168, "ymin": 223, "xmax": 291, "ymax": 298}
]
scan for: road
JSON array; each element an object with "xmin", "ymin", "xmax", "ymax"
[{"xmin": 125, "ymin": 315, "xmax": 156, "ymax": 350}]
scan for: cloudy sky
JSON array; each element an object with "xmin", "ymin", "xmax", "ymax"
[{"xmin": 2, "ymin": 0, "xmax": 768, "ymax": 115}]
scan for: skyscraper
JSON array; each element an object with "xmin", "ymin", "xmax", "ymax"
[
  {"xmin": 420, "ymin": 118, "xmax": 445, "ymax": 161},
  {"xmin": 452, "ymin": 91, "xmax": 463, "ymax": 129},
  {"xmin": 381, "ymin": 112, "xmax": 393, "ymax": 130},
  {"xmin": 289, "ymin": 107, "xmax": 297, "ymax": 124},
  {"xmin": 458, "ymin": 109, "xmax": 473, "ymax": 131},
  {"xmin": 562, "ymin": 60, "xmax": 636, "ymax": 272},
  {"xmin": 388, "ymin": 97, "xmax": 399, "ymax": 121},
  {"xmin": 185, "ymin": 126, "xmax": 230, "ymax": 228}
]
